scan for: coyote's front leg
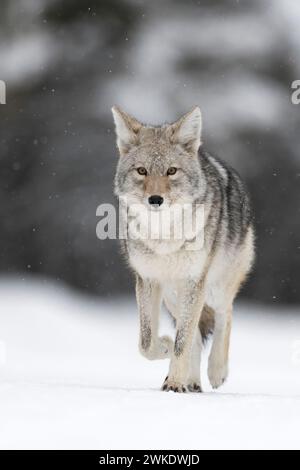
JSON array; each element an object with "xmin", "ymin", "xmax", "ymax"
[
  {"xmin": 163, "ymin": 278, "xmax": 205, "ymax": 392},
  {"xmin": 136, "ymin": 276, "xmax": 173, "ymax": 360}
]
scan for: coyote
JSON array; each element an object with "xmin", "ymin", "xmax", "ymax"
[{"xmin": 112, "ymin": 105, "xmax": 254, "ymax": 392}]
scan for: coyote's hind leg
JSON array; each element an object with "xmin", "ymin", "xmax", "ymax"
[{"xmin": 208, "ymin": 306, "xmax": 232, "ymax": 389}]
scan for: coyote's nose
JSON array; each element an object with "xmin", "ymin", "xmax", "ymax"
[{"xmin": 148, "ymin": 195, "xmax": 164, "ymax": 207}]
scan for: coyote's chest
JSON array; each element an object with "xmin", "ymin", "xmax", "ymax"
[
  {"xmin": 128, "ymin": 240, "xmax": 208, "ymax": 282},
  {"xmin": 123, "ymin": 201, "xmax": 207, "ymax": 281}
]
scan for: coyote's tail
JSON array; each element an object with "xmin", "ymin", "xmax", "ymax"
[{"xmin": 163, "ymin": 293, "xmax": 215, "ymax": 343}]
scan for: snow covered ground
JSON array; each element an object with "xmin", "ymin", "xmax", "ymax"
[{"xmin": 0, "ymin": 279, "xmax": 300, "ymax": 450}]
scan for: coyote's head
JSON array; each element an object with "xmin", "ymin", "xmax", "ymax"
[{"xmin": 112, "ymin": 106, "xmax": 203, "ymax": 209}]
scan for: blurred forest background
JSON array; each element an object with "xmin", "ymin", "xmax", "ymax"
[{"xmin": 0, "ymin": 0, "xmax": 299, "ymax": 305}]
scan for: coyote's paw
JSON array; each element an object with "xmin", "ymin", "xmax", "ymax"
[
  {"xmin": 208, "ymin": 359, "xmax": 228, "ymax": 389},
  {"xmin": 187, "ymin": 382, "xmax": 202, "ymax": 393},
  {"xmin": 162, "ymin": 376, "xmax": 187, "ymax": 393},
  {"xmin": 139, "ymin": 336, "xmax": 173, "ymax": 361}
]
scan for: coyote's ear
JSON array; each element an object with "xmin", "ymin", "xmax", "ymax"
[
  {"xmin": 111, "ymin": 106, "xmax": 142, "ymax": 156},
  {"xmin": 171, "ymin": 106, "xmax": 202, "ymax": 154}
]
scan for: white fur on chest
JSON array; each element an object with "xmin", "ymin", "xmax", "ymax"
[
  {"xmin": 123, "ymin": 201, "xmax": 207, "ymax": 281},
  {"xmin": 129, "ymin": 242, "xmax": 208, "ymax": 282}
]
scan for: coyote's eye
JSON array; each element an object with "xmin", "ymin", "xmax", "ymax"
[
  {"xmin": 137, "ymin": 167, "xmax": 147, "ymax": 176},
  {"xmin": 167, "ymin": 167, "xmax": 177, "ymax": 176}
]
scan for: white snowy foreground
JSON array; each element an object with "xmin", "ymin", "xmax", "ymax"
[{"xmin": 0, "ymin": 279, "xmax": 300, "ymax": 450}]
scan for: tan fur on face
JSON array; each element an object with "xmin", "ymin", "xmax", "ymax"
[{"xmin": 144, "ymin": 175, "xmax": 170, "ymax": 196}]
